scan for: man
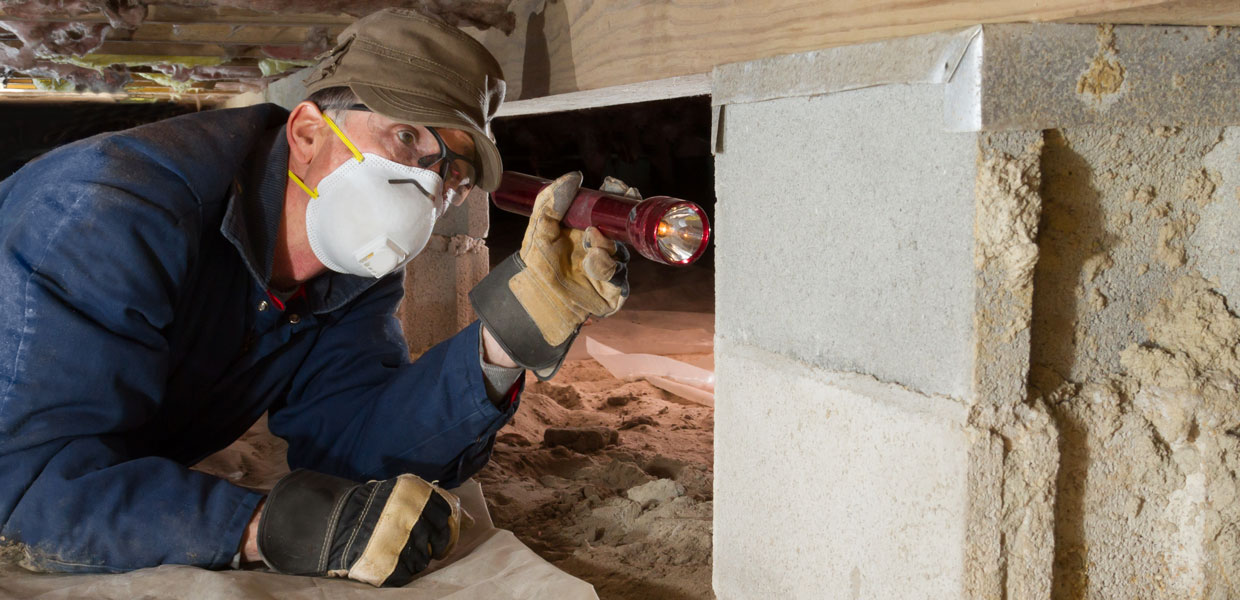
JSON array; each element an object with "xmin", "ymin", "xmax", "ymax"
[{"xmin": 0, "ymin": 8, "xmax": 627, "ymax": 587}]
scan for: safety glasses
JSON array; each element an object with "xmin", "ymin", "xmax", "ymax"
[{"xmin": 344, "ymin": 104, "xmax": 479, "ymax": 206}]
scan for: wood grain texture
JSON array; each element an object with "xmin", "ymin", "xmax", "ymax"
[
  {"xmin": 467, "ymin": 0, "xmax": 1239, "ymax": 100},
  {"xmin": 1060, "ymin": 0, "xmax": 1240, "ymax": 25}
]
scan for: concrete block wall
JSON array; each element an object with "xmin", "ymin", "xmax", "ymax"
[
  {"xmin": 713, "ymin": 81, "xmax": 984, "ymax": 599},
  {"xmin": 712, "ymin": 24, "xmax": 1240, "ymax": 600}
]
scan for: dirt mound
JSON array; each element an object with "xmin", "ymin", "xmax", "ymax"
[{"xmin": 477, "ymin": 352, "xmax": 715, "ymax": 600}]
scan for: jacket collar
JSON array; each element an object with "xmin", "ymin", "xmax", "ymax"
[{"xmin": 220, "ymin": 117, "xmax": 383, "ymax": 315}]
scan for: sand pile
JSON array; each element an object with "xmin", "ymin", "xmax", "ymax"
[{"xmin": 476, "ymin": 342, "xmax": 715, "ymax": 600}]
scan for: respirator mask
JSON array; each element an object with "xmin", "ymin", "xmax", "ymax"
[{"xmin": 288, "ymin": 111, "xmax": 449, "ymax": 279}]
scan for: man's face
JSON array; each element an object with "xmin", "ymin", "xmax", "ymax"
[{"xmin": 317, "ymin": 107, "xmax": 479, "ymax": 208}]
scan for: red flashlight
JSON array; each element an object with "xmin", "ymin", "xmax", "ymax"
[{"xmin": 491, "ymin": 172, "xmax": 712, "ymax": 266}]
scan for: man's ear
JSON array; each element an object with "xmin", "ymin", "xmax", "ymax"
[{"xmin": 287, "ymin": 101, "xmax": 326, "ymax": 166}]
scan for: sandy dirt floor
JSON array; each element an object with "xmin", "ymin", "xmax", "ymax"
[
  {"xmin": 476, "ymin": 252, "xmax": 717, "ymax": 600},
  {"xmin": 477, "ymin": 340, "xmax": 714, "ymax": 599}
]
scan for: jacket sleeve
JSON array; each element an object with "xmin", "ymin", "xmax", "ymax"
[
  {"xmin": 0, "ymin": 170, "xmax": 262, "ymax": 572},
  {"xmin": 269, "ymin": 275, "xmax": 521, "ymax": 489}
]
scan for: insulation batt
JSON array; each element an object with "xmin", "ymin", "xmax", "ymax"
[{"xmin": 0, "ymin": 0, "xmax": 514, "ymax": 91}]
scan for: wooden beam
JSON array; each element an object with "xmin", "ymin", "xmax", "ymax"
[
  {"xmin": 468, "ymin": 0, "xmax": 1240, "ymax": 101},
  {"xmin": 0, "ymin": 80, "xmax": 236, "ymax": 103},
  {"xmin": 0, "ymin": 6, "xmax": 353, "ymax": 26}
]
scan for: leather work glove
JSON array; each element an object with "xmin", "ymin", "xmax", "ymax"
[
  {"xmin": 257, "ymin": 469, "xmax": 470, "ymax": 587},
  {"xmin": 471, "ymin": 172, "xmax": 635, "ymax": 380},
  {"xmin": 512, "ymin": 172, "xmax": 632, "ymax": 344}
]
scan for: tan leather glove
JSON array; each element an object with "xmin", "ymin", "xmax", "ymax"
[
  {"xmin": 509, "ymin": 172, "xmax": 632, "ymax": 345},
  {"xmin": 470, "ymin": 172, "xmax": 635, "ymax": 379}
]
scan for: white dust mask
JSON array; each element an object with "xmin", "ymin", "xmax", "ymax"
[{"xmin": 290, "ymin": 113, "xmax": 445, "ymax": 279}]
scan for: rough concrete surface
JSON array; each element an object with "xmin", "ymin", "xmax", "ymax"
[
  {"xmin": 713, "ymin": 340, "xmax": 971, "ymax": 600},
  {"xmin": 949, "ymin": 24, "xmax": 1240, "ymax": 131},
  {"xmin": 714, "ymin": 83, "xmax": 978, "ymax": 399},
  {"xmin": 1032, "ymin": 124, "xmax": 1240, "ymax": 599},
  {"xmin": 398, "ymin": 232, "xmax": 489, "ymax": 356},
  {"xmin": 967, "ymin": 131, "xmax": 1058, "ymax": 600},
  {"xmin": 1190, "ymin": 126, "xmax": 1240, "ymax": 301}
]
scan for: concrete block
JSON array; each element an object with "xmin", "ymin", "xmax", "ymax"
[
  {"xmin": 713, "ymin": 340, "xmax": 971, "ymax": 600},
  {"xmin": 711, "ymin": 26, "xmax": 978, "ymax": 108},
  {"xmin": 397, "ymin": 235, "xmax": 490, "ymax": 356},
  {"xmin": 714, "ymin": 83, "xmax": 978, "ymax": 399},
  {"xmin": 399, "ymin": 179, "xmax": 492, "ymax": 355},
  {"xmin": 433, "ymin": 186, "xmax": 490, "ymax": 239},
  {"xmin": 1190, "ymin": 126, "xmax": 1240, "ymax": 304},
  {"xmin": 946, "ymin": 24, "xmax": 1240, "ymax": 131}
]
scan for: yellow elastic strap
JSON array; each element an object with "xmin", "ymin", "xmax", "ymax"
[
  {"xmin": 287, "ymin": 169, "xmax": 318, "ymax": 199},
  {"xmin": 322, "ymin": 112, "xmax": 364, "ymax": 163}
]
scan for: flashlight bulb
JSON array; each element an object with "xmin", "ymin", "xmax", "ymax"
[{"xmin": 656, "ymin": 204, "xmax": 706, "ymax": 264}]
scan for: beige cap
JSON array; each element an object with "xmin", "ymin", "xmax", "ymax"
[{"xmin": 304, "ymin": 9, "xmax": 507, "ymax": 191}]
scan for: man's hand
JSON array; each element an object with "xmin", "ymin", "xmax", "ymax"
[
  {"xmin": 508, "ymin": 172, "xmax": 630, "ymax": 345},
  {"xmin": 252, "ymin": 469, "xmax": 468, "ymax": 587},
  {"xmin": 469, "ymin": 172, "xmax": 634, "ymax": 380}
]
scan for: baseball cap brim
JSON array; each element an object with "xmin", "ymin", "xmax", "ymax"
[{"xmin": 350, "ymin": 82, "xmax": 503, "ymax": 192}]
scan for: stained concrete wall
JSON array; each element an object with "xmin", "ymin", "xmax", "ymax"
[
  {"xmin": 1034, "ymin": 124, "xmax": 1240, "ymax": 599},
  {"xmin": 712, "ymin": 23, "xmax": 1240, "ymax": 600}
]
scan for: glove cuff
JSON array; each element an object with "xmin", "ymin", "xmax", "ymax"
[
  {"xmin": 470, "ymin": 252, "xmax": 578, "ymax": 380},
  {"xmin": 257, "ymin": 469, "xmax": 357, "ymax": 576}
]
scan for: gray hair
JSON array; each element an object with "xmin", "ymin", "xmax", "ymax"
[{"xmin": 306, "ymin": 86, "xmax": 361, "ymax": 119}]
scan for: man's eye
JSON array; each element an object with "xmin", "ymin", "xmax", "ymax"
[{"xmin": 396, "ymin": 130, "xmax": 416, "ymax": 145}]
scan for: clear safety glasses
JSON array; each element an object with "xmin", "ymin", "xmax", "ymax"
[{"xmin": 342, "ymin": 104, "xmax": 479, "ymax": 206}]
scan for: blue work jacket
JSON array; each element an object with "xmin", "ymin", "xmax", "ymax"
[{"xmin": 0, "ymin": 104, "xmax": 519, "ymax": 573}]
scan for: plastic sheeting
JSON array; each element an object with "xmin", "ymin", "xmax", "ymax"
[
  {"xmin": 0, "ymin": 479, "xmax": 597, "ymax": 599},
  {"xmin": 585, "ymin": 337, "xmax": 714, "ymax": 407},
  {"xmin": 567, "ymin": 310, "xmax": 714, "ymax": 360}
]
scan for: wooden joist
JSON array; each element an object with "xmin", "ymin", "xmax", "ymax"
[
  {"xmin": 0, "ymin": 5, "xmax": 353, "ymax": 26},
  {"xmin": 469, "ymin": 0, "xmax": 1240, "ymax": 100},
  {"xmin": 0, "ymin": 78, "xmax": 238, "ymax": 104},
  {"xmin": 3, "ymin": 0, "xmax": 1240, "ymax": 105}
]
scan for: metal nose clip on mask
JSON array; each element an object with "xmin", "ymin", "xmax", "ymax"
[{"xmin": 289, "ymin": 112, "xmax": 445, "ymax": 279}]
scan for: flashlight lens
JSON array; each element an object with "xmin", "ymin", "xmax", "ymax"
[{"xmin": 656, "ymin": 204, "xmax": 705, "ymax": 263}]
